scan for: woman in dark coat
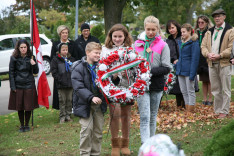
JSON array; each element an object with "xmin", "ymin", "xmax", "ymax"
[
  {"xmin": 8, "ymin": 39, "xmax": 39, "ymax": 132},
  {"xmin": 166, "ymin": 20, "xmax": 185, "ymax": 108},
  {"xmin": 50, "ymin": 25, "xmax": 76, "ymax": 110},
  {"xmin": 195, "ymin": 15, "xmax": 213, "ymax": 105}
]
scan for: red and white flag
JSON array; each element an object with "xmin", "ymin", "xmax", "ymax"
[{"xmin": 31, "ymin": 2, "xmax": 51, "ymax": 109}]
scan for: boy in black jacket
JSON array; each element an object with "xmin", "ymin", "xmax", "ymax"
[
  {"xmin": 71, "ymin": 42, "xmax": 107, "ymax": 156},
  {"xmin": 51, "ymin": 43, "xmax": 75, "ymax": 123}
]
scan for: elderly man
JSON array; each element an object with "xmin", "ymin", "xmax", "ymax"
[
  {"xmin": 74, "ymin": 23, "xmax": 100, "ymax": 60},
  {"xmin": 201, "ymin": 9, "xmax": 234, "ymax": 118}
]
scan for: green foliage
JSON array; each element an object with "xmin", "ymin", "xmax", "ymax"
[
  {"xmin": 204, "ymin": 120, "xmax": 234, "ymax": 156},
  {"xmin": 208, "ymin": 0, "xmax": 234, "ymax": 26},
  {"xmin": 90, "ymin": 24, "xmax": 105, "ymax": 43}
]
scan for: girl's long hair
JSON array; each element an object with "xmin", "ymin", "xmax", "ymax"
[
  {"xmin": 194, "ymin": 15, "xmax": 214, "ymax": 30},
  {"xmin": 12, "ymin": 39, "xmax": 32, "ymax": 58},
  {"xmin": 105, "ymin": 24, "xmax": 133, "ymax": 49}
]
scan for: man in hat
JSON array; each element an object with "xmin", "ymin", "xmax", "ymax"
[
  {"xmin": 201, "ymin": 8, "xmax": 234, "ymax": 118},
  {"xmin": 74, "ymin": 23, "xmax": 100, "ymax": 60}
]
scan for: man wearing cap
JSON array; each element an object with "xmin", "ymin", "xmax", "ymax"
[
  {"xmin": 201, "ymin": 8, "xmax": 234, "ymax": 118},
  {"xmin": 74, "ymin": 23, "xmax": 100, "ymax": 60}
]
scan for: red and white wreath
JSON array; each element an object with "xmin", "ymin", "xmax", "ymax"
[{"xmin": 96, "ymin": 47, "xmax": 151, "ymax": 104}]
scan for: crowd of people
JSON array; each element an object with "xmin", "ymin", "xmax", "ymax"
[{"xmin": 7, "ymin": 8, "xmax": 234, "ymax": 156}]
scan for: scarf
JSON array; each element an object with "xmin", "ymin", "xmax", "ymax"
[
  {"xmin": 214, "ymin": 27, "xmax": 223, "ymax": 41},
  {"xmin": 88, "ymin": 64, "xmax": 96, "ymax": 88},
  {"xmin": 144, "ymin": 35, "xmax": 154, "ymax": 62},
  {"xmin": 198, "ymin": 30, "xmax": 203, "ymax": 45},
  {"xmin": 62, "ymin": 56, "xmax": 72, "ymax": 72}
]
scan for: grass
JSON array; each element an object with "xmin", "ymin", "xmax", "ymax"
[
  {"xmin": 0, "ymin": 74, "xmax": 9, "ymax": 80},
  {"xmin": 0, "ymin": 77, "xmax": 234, "ymax": 156}
]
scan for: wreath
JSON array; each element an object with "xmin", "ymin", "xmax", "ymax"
[
  {"xmin": 96, "ymin": 47, "xmax": 151, "ymax": 104},
  {"xmin": 163, "ymin": 64, "xmax": 176, "ymax": 94}
]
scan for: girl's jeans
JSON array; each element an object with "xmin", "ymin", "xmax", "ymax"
[{"xmin": 137, "ymin": 91, "xmax": 163, "ymax": 143}]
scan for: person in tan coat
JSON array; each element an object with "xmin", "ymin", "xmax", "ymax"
[{"xmin": 201, "ymin": 8, "xmax": 234, "ymax": 118}]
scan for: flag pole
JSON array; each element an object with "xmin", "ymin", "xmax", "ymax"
[{"xmin": 30, "ymin": 0, "xmax": 34, "ymax": 131}]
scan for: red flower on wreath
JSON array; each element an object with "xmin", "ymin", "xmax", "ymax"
[
  {"xmin": 99, "ymin": 60, "xmax": 103, "ymax": 64},
  {"xmin": 141, "ymin": 68, "xmax": 147, "ymax": 73},
  {"xmin": 139, "ymin": 62, "xmax": 145, "ymax": 69},
  {"xmin": 112, "ymin": 54, "xmax": 120, "ymax": 61},
  {"xmin": 116, "ymin": 93, "xmax": 126, "ymax": 100},
  {"xmin": 128, "ymin": 47, "xmax": 133, "ymax": 51},
  {"xmin": 164, "ymin": 87, "xmax": 168, "ymax": 91},
  {"xmin": 131, "ymin": 89, "xmax": 139, "ymax": 96},
  {"xmin": 133, "ymin": 82, "xmax": 142, "ymax": 88},
  {"xmin": 168, "ymin": 78, "xmax": 172, "ymax": 83},
  {"xmin": 108, "ymin": 55, "xmax": 117, "ymax": 62},
  {"xmin": 139, "ymin": 91, "xmax": 145, "ymax": 95},
  {"xmin": 102, "ymin": 80, "xmax": 110, "ymax": 87},
  {"xmin": 97, "ymin": 70, "xmax": 105, "ymax": 77},
  {"xmin": 169, "ymin": 74, "xmax": 173, "ymax": 78},
  {"xmin": 109, "ymin": 89, "xmax": 116, "ymax": 95},
  {"xmin": 103, "ymin": 59, "xmax": 112, "ymax": 65},
  {"xmin": 137, "ymin": 79, "xmax": 147, "ymax": 85}
]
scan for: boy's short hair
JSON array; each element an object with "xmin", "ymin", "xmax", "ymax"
[{"xmin": 85, "ymin": 42, "xmax": 102, "ymax": 53}]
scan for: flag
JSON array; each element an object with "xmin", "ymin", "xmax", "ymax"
[{"xmin": 31, "ymin": 2, "xmax": 51, "ymax": 109}]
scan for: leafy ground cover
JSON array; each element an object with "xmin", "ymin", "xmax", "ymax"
[{"xmin": 0, "ymin": 77, "xmax": 234, "ymax": 155}]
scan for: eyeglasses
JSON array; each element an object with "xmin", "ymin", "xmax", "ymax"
[{"xmin": 198, "ymin": 21, "xmax": 205, "ymax": 24}]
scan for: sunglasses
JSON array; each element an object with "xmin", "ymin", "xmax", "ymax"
[{"xmin": 198, "ymin": 21, "xmax": 205, "ymax": 24}]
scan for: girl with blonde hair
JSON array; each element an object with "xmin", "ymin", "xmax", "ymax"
[{"xmin": 135, "ymin": 16, "xmax": 172, "ymax": 144}]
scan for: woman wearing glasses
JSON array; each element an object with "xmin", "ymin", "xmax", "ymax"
[{"xmin": 195, "ymin": 15, "xmax": 213, "ymax": 106}]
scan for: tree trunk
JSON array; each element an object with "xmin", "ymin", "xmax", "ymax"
[
  {"xmin": 186, "ymin": 2, "xmax": 197, "ymax": 24},
  {"xmin": 104, "ymin": 0, "xmax": 127, "ymax": 34}
]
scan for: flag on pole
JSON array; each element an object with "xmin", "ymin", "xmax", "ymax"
[{"xmin": 31, "ymin": 2, "xmax": 51, "ymax": 109}]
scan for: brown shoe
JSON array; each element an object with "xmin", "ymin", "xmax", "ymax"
[
  {"xmin": 120, "ymin": 138, "xmax": 131, "ymax": 155},
  {"xmin": 218, "ymin": 113, "xmax": 227, "ymax": 119},
  {"xmin": 111, "ymin": 138, "xmax": 120, "ymax": 156}
]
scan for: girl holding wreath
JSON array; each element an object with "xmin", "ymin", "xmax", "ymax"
[
  {"xmin": 101, "ymin": 24, "xmax": 134, "ymax": 156},
  {"xmin": 135, "ymin": 16, "xmax": 172, "ymax": 144}
]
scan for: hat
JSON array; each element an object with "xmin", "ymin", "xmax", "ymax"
[
  {"xmin": 81, "ymin": 23, "xmax": 90, "ymax": 32},
  {"xmin": 212, "ymin": 8, "xmax": 226, "ymax": 17}
]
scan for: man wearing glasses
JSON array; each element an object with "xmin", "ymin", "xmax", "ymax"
[
  {"xmin": 74, "ymin": 23, "xmax": 100, "ymax": 60},
  {"xmin": 201, "ymin": 9, "xmax": 234, "ymax": 118}
]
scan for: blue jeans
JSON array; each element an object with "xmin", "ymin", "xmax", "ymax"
[{"xmin": 137, "ymin": 91, "xmax": 163, "ymax": 143}]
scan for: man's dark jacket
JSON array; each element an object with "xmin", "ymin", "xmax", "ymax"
[{"xmin": 74, "ymin": 35, "xmax": 100, "ymax": 60}]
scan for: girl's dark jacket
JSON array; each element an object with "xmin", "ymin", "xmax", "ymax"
[
  {"xmin": 9, "ymin": 55, "xmax": 38, "ymax": 91},
  {"xmin": 166, "ymin": 34, "xmax": 181, "ymax": 64},
  {"xmin": 196, "ymin": 29, "xmax": 209, "ymax": 74},
  {"xmin": 166, "ymin": 34, "xmax": 183, "ymax": 95},
  {"xmin": 71, "ymin": 56, "xmax": 107, "ymax": 118},
  {"xmin": 51, "ymin": 53, "xmax": 75, "ymax": 89}
]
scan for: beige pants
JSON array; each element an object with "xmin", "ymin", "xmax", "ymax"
[
  {"xmin": 79, "ymin": 103, "xmax": 104, "ymax": 156},
  {"xmin": 209, "ymin": 64, "xmax": 231, "ymax": 114},
  {"xmin": 58, "ymin": 88, "xmax": 73, "ymax": 119}
]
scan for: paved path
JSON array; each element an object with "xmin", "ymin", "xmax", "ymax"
[{"xmin": 0, "ymin": 75, "xmax": 54, "ymax": 115}]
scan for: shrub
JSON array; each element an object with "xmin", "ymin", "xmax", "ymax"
[
  {"xmin": 90, "ymin": 24, "xmax": 104, "ymax": 42},
  {"xmin": 204, "ymin": 120, "xmax": 234, "ymax": 156}
]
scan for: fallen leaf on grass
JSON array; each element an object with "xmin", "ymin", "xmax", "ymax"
[
  {"xmin": 44, "ymin": 142, "xmax": 48, "ymax": 144},
  {"xmin": 59, "ymin": 141, "xmax": 64, "ymax": 144},
  {"xmin": 103, "ymin": 130, "xmax": 108, "ymax": 134},
  {"xmin": 17, "ymin": 149, "xmax": 23, "ymax": 152},
  {"xmin": 183, "ymin": 133, "xmax": 188, "ymax": 138}
]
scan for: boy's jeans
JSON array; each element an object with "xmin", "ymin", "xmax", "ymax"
[
  {"xmin": 137, "ymin": 91, "xmax": 163, "ymax": 143},
  {"xmin": 79, "ymin": 103, "xmax": 104, "ymax": 156}
]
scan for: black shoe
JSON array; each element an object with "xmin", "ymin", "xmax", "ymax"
[
  {"xmin": 19, "ymin": 126, "xmax": 24, "ymax": 133},
  {"xmin": 24, "ymin": 126, "xmax": 30, "ymax": 132}
]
